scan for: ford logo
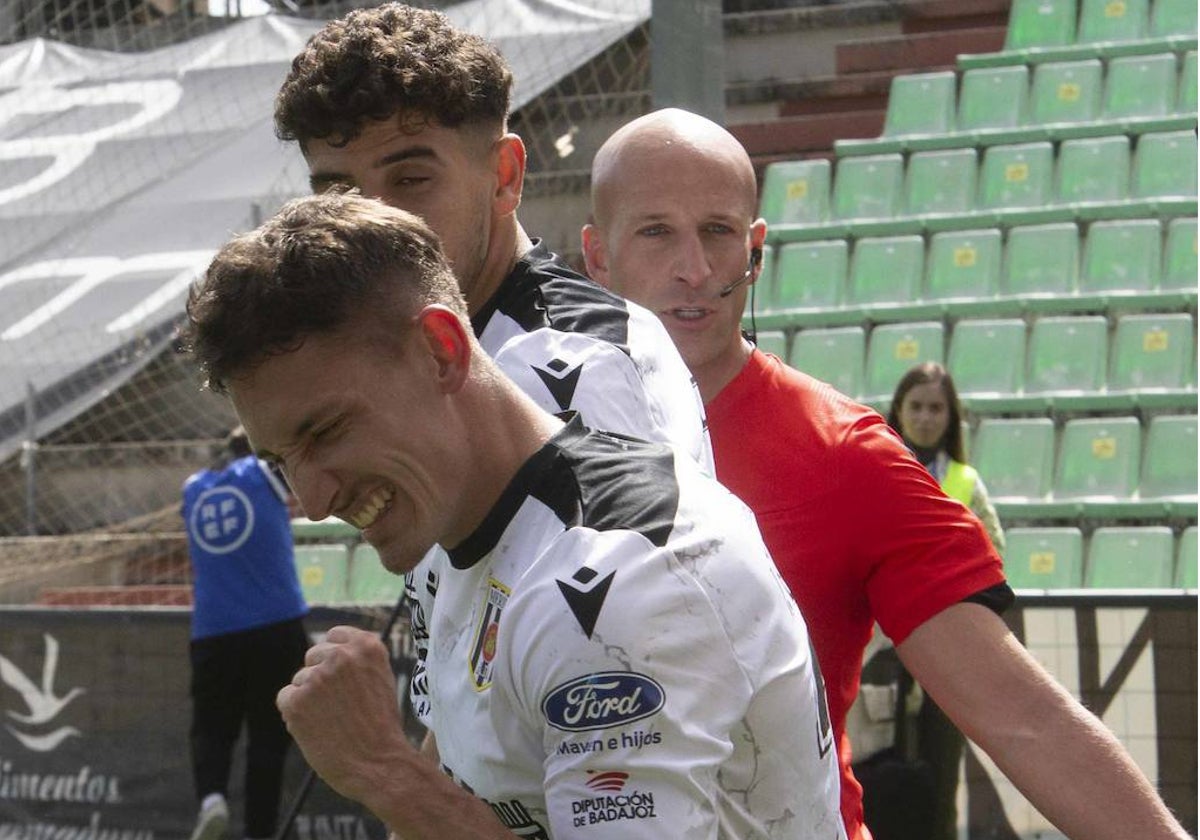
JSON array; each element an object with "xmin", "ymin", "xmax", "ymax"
[{"xmin": 542, "ymin": 671, "xmax": 665, "ymax": 732}]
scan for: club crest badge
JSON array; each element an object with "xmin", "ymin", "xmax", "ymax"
[{"xmin": 470, "ymin": 578, "xmax": 510, "ymax": 691}]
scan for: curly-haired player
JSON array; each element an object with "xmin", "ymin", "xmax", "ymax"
[{"xmin": 274, "ymin": 4, "xmax": 711, "ymax": 473}]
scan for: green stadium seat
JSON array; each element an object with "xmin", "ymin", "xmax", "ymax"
[
  {"xmin": 1055, "ymin": 135, "xmax": 1131, "ymax": 205},
  {"xmin": 1029, "ymin": 60, "xmax": 1103, "ymax": 125},
  {"xmin": 1109, "ymin": 313, "xmax": 1195, "ymax": 390},
  {"xmin": 1080, "ymin": 218, "xmax": 1161, "ymax": 292},
  {"xmin": 1103, "ymin": 53, "xmax": 1179, "ymax": 119},
  {"xmin": 1176, "ymin": 526, "xmax": 1198, "ymax": 588},
  {"xmin": 294, "ymin": 544, "xmax": 350, "ymax": 604},
  {"xmin": 1140, "ymin": 414, "xmax": 1199, "ymax": 497},
  {"xmin": 864, "ymin": 321, "xmax": 945, "ymax": 400},
  {"xmin": 771, "ymin": 240, "xmax": 848, "ymax": 310},
  {"xmin": 906, "ymin": 149, "xmax": 979, "ymax": 216},
  {"xmin": 948, "ymin": 318, "xmax": 1028, "ymax": 395},
  {"xmin": 791, "ymin": 326, "xmax": 865, "ymax": 397},
  {"xmin": 834, "ymin": 154, "xmax": 905, "ymax": 219},
  {"xmin": 1077, "ymin": 0, "xmax": 1149, "ymax": 43},
  {"xmin": 1179, "ymin": 51, "xmax": 1197, "ymax": 113},
  {"xmin": 925, "ymin": 229, "xmax": 1004, "ymax": 300},
  {"xmin": 1150, "ymin": 0, "xmax": 1198, "ymax": 39},
  {"xmin": 884, "ymin": 72, "xmax": 958, "ymax": 137},
  {"xmin": 1005, "ymin": 0, "xmax": 1079, "ymax": 50},
  {"xmin": 973, "ymin": 417, "xmax": 1057, "ymax": 498},
  {"xmin": 756, "ymin": 330, "xmax": 789, "ymax": 360},
  {"xmin": 1003, "ymin": 527, "xmax": 1085, "ymax": 588},
  {"xmin": 759, "ymin": 159, "xmax": 832, "ymax": 225},
  {"xmin": 979, "ymin": 142, "xmax": 1055, "ymax": 210},
  {"xmin": 1055, "ymin": 415, "xmax": 1141, "ymax": 498},
  {"xmin": 1026, "ymin": 315, "xmax": 1109, "ymax": 393},
  {"xmin": 1003, "ymin": 222, "xmax": 1080, "ymax": 296},
  {"xmin": 849, "ymin": 235, "xmax": 926, "ymax": 306},
  {"xmin": 1132, "ymin": 130, "xmax": 1199, "ymax": 199},
  {"xmin": 1086, "ymin": 526, "xmax": 1175, "ymax": 588},
  {"xmin": 348, "ymin": 543, "xmax": 405, "ymax": 604},
  {"xmin": 1161, "ymin": 217, "xmax": 1198, "ymax": 289},
  {"xmin": 959, "ymin": 66, "xmax": 1031, "ymax": 132}
]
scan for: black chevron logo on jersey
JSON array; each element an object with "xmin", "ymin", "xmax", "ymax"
[
  {"xmin": 556, "ymin": 567, "xmax": 614, "ymax": 639},
  {"xmin": 533, "ymin": 358, "xmax": 583, "ymax": 411}
]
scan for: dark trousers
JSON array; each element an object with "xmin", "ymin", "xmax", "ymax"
[
  {"xmin": 916, "ymin": 695, "xmax": 966, "ymax": 840},
  {"xmin": 190, "ymin": 617, "xmax": 309, "ymax": 839}
]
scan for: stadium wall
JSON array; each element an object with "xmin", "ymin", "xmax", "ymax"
[{"xmin": 0, "ymin": 597, "xmax": 1193, "ymax": 839}]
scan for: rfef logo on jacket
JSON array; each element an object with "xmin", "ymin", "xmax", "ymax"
[{"xmin": 188, "ymin": 484, "xmax": 255, "ymax": 554}]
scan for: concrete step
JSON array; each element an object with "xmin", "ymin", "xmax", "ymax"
[
  {"xmin": 836, "ymin": 25, "xmax": 1007, "ymax": 74},
  {"xmin": 732, "ymin": 109, "xmax": 887, "ymax": 160},
  {"xmin": 37, "ymin": 584, "xmax": 193, "ymax": 607},
  {"xmin": 726, "ymin": 0, "xmax": 1011, "ymax": 166}
]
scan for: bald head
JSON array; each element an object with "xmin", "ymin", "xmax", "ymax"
[
  {"xmin": 590, "ymin": 108, "xmax": 759, "ymax": 227},
  {"xmin": 582, "ymin": 108, "xmax": 767, "ymax": 402}
]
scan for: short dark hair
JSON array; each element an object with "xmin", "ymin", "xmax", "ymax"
[
  {"xmin": 225, "ymin": 425, "xmax": 252, "ymax": 458},
  {"xmin": 275, "ymin": 3, "xmax": 513, "ymax": 148},
  {"xmin": 182, "ymin": 191, "xmax": 466, "ymax": 392},
  {"xmin": 886, "ymin": 361, "xmax": 967, "ymax": 463}
]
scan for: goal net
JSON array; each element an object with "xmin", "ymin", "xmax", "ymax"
[{"xmin": 0, "ymin": 0, "xmax": 652, "ymax": 603}]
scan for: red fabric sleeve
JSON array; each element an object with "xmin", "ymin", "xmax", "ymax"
[{"xmin": 838, "ymin": 411, "xmax": 1007, "ymax": 646}]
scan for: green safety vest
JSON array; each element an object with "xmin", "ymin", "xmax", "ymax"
[{"xmin": 941, "ymin": 459, "xmax": 978, "ymax": 506}]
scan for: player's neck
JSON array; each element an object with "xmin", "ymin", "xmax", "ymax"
[
  {"xmin": 695, "ymin": 335, "xmax": 754, "ymax": 405},
  {"xmin": 465, "ymin": 219, "xmax": 533, "ymax": 317},
  {"xmin": 444, "ymin": 380, "xmax": 564, "ymax": 549}
]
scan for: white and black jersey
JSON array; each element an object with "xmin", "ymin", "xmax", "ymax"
[
  {"xmin": 473, "ymin": 241, "xmax": 713, "ymax": 475},
  {"xmin": 406, "ymin": 417, "xmax": 845, "ymax": 839}
]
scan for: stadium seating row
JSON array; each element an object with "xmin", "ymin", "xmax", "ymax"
[
  {"xmin": 291, "ymin": 520, "xmax": 1200, "ymax": 601},
  {"xmin": 753, "ymin": 217, "xmax": 1197, "ymax": 328},
  {"xmin": 293, "ymin": 542, "xmax": 403, "ymax": 606},
  {"xmin": 760, "ymin": 130, "xmax": 1196, "ymax": 243},
  {"xmin": 1005, "ymin": 524, "xmax": 1195, "ymax": 589},
  {"xmin": 973, "ymin": 413, "xmax": 1197, "ymax": 520},
  {"xmin": 838, "ymin": 52, "xmax": 1197, "ymax": 158},
  {"xmin": 967, "ymin": 0, "xmax": 1197, "ymax": 67},
  {"xmin": 759, "ymin": 312, "xmax": 1197, "ymax": 409}
]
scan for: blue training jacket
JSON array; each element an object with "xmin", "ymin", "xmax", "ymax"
[{"xmin": 182, "ymin": 455, "xmax": 308, "ymax": 639}]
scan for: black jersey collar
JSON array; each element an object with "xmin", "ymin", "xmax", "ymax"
[
  {"xmin": 447, "ymin": 413, "xmax": 587, "ymax": 570},
  {"xmin": 469, "ymin": 239, "xmax": 556, "ymax": 338}
]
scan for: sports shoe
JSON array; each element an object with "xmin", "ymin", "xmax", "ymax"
[{"xmin": 189, "ymin": 793, "xmax": 229, "ymax": 840}]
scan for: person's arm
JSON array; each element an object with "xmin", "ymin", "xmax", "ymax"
[
  {"xmin": 968, "ymin": 475, "xmax": 1006, "ymax": 553},
  {"xmin": 898, "ymin": 602, "xmax": 1188, "ymax": 840},
  {"xmin": 276, "ymin": 626, "xmax": 514, "ymax": 840}
]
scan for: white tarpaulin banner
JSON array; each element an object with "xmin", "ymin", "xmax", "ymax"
[{"xmin": 0, "ymin": 0, "xmax": 648, "ymax": 460}]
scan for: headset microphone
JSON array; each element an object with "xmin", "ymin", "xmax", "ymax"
[{"xmin": 718, "ymin": 247, "xmax": 763, "ymax": 298}]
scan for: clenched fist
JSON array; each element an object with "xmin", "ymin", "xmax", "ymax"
[{"xmin": 277, "ymin": 625, "xmax": 412, "ymax": 805}]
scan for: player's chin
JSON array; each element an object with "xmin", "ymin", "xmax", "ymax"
[{"xmin": 368, "ymin": 533, "xmax": 430, "ymax": 576}]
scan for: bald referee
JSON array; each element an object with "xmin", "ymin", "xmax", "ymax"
[{"xmin": 183, "ymin": 192, "xmax": 847, "ymax": 839}]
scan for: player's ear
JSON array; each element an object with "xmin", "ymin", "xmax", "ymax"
[
  {"xmin": 493, "ymin": 134, "xmax": 526, "ymax": 216},
  {"xmin": 581, "ymin": 224, "xmax": 611, "ymax": 288},
  {"xmin": 416, "ymin": 305, "xmax": 471, "ymax": 394},
  {"xmin": 748, "ymin": 218, "xmax": 768, "ymax": 286}
]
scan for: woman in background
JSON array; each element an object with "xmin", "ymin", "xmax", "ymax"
[
  {"xmin": 888, "ymin": 362, "xmax": 1004, "ymax": 551},
  {"xmin": 879, "ymin": 361, "xmax": 1006, "ymax": 840}
]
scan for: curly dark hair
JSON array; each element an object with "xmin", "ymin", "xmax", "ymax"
[
  {"xmin": 275, "ymin": 3, "xmax": 513, "ymax": 148},
  {"xmin": 182, "ymin": 191, "xmax": 467, "ymax": 393}
]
